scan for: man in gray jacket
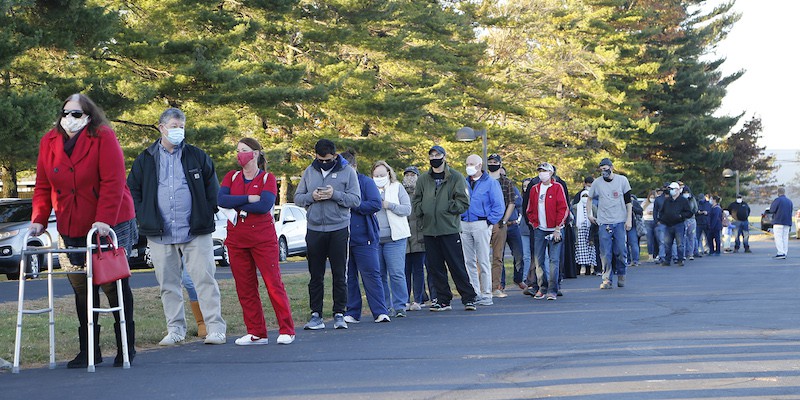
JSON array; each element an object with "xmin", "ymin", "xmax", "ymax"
[{"xmin": 294, "ymin": 139, "xmax": 361, "ymax": 330}]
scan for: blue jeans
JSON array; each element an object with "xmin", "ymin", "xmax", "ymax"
[
  {"xmin": 733, "ymin": 221, "xmax": 750, "ymax": 250},
  {"xmin": 533, "ymin": 229, "xmax": 562, "ymax": 295},
  {"xmin": 656, "ymin": 222, "xmax": 668, "ymax": 260},
  {"xmin": 506, "ymin": 223, "xmax": 525, "ymax": 286},
  {"xmin": 347, "ymin": 243, "xmax": 388, "ymax": 320},
  {"xmin": 404, "ymin": 251, "xmax": 429, "ymax": 304},
  {"xmin": 379, "ymin": 239, "xmax": 409, "ymax": 312},
  {"xmin": 663, "ymin": 222, "xmax": 686, "ymax": 263},
  {"xmin": 521, "ymin": 233, "xmax": 532, "ymax": 284},
  {"xmin": 626, "ymin": 226, "xmax": 640, "ymax": 265},
  {"xmin": 598, "ymin": 222, "xmax": 627, "ymax": 283},
  {"xmin": 644, "ymin": 220, "xmax": 657, "ymax": 257},
  {"xmin": 182, "ymin": 266, "xmax": 198, "ymax": 302},
  {"xmin": 683, "ymin": 218, "xmax": 696, "ymax": 258}
]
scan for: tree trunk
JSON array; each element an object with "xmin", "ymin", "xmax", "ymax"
[
  {"xmin": 279, "ymin": 173, "xmax": 290, "ymax": 205},
  {"xmin": 1, "ymin": 164, "xmax": 19, "ymax": 198}
]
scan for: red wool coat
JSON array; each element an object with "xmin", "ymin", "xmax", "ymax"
[{"xmin": 31, "ymin": 125, "xmax": 135, "ymax": 238}]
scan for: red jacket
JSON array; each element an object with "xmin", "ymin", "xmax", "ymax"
[
  {"xmin": 32, "ymin": 125, "xmax": 135, "ymax": 238},
  {"xmin": 526, "ymin": 181, "xmax": 569, "ymax": 230}
]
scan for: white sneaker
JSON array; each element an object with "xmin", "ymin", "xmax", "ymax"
[
  {"xmin": 343, "ymin": 315, "xmax": 360, "ymax": 324},
  {"xmin": 204, "ymin": 332, "xmax": 227, "ymax": 345},
  {"xmin": 158, "ymin": 332, "xmax": 185, "ymax": 346},
  {"xmin": 235, "ymin": 334, "xmax": 268, "ymax": 346},
  {"xmin": 276, "ymin": 334, "xmax": 295, "ymax": 345},
  {"xmin": 374, "ymin": 314, "xmax": 391, "ymax": 323},
  {"xmin": 492, "ymin": 289, "xmax": 508, "ymax": 298},
  {"xmin": 408, "ymin": 302, "xmax": 422, "ymax": 311}
]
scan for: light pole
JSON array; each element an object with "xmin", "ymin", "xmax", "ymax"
[
  {"xmin": 455, "ymin": 127, "xmax": 487, "ymax": 170},
  {"xmin": 722, "ymin": 168, "xmax": 739, "ymax": 196}
]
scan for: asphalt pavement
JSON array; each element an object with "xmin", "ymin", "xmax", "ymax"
[{"xmin": 2, "ymin": 235, "xmax": 799, "ymax": 399}]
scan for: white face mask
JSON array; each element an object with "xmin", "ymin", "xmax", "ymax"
[
  {"xmin": 60, "ymin": 115, "xmax": 89, "ymax": 133},
  {"xmin": 683, "ymin": 193, "xmax": 691, "ymax": 199},
  {"xmin": 648, "ymin": 196, "xmax": 655, "ymax": 202},
  {"xmin": 466, "ymin": 166, "xmax": 478, "ymax": 177},
  {"xmin": 165, "ymin": 128, "xmax": 185, "ymax": 145},
  {"xmin": 670, "ymin": 188, "xmax": 679, "ymax": 196},
  {"xmin": 539, "ymin": 171, "xmax": 551, "ymax": 182},
  {"xmin": 580, "ymin": 196, "xmax": 588, "ymax": 204},
  {"xmin": 736, "ymin": 198, "xmax": 742, "ymax": 203},
  {"xmin": 373, "ymin": 176, "xmax": 389, "ymax": 188}
]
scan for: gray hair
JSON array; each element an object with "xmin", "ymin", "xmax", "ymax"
[{"xmin": 158, "ymin": 108, "xmax": 186, "ymax": 125}]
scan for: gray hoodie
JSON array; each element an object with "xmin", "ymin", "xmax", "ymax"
[{"xmin": 294, "ymin": 154, "xmax": 361, "ymax": 232}]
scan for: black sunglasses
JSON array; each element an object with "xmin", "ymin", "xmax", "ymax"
[{"xmin": 62, "ymin": 110, "xmax": 86, "ymax": 118}]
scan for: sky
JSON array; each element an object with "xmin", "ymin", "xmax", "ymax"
[{"xmin": 712, "ymin": 0, "xmax": 800, "ymax": 152}]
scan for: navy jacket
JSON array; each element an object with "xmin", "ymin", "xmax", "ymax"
[
  {"xmin": 709, "ymin": 204, "xmax": 723, "ymax": 232},
  {"xmin": 349, "ymin": 173, "xmax": 382, "ymax": 246},
  {"xmin": 696, "ymin": 199, "xmax": 711, "ymax": 227},
  {"xmin": 770, "ymin": 195, "xmax": 794, "ymax": 226}
]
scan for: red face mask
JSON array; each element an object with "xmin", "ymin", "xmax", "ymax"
[{"xmin": 237, "ymin": 151, "xmax": 256, "ymax": 167}]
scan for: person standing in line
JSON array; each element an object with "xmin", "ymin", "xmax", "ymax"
[
  {"xmin": 574, "ymin": 190, "xmax": 597, "ymax": 276},
  {"xmin": 526, "ymin": 163, "xmax": 569, "ymax": 300},
  {"xmin": 218, "ymin": 138, "xmax": 295, "ymax": 345},
  {"xmin": 642, "ymin": 190, "xmax": 658, "ymax": 262},
  {"xmin": 708, "ymin": 196, "xmax": 723, "ymax": 256},
  {"xmin": 403, "ymin": 166, "xmax": 433, "ymax": 309},
  {"xmin": 626, "ymin": 194, "xmax": 643, "ymax": 267},
  {"xmin": 341, "ymin": 150, "xmax": 390, "ymax": 324},
  {"xmin": 695, "ymin": 193, "xmax": 711, "ymax": 257},
  {"xmin": 769, "ymin": 187, "xmax": 793, "ymax": 259},
  {"xmin": 411, "ymin": 146, "xmax": 478, "ymax": 312},
  {"xmin": 587, "ymin": 158, "xmax": 633, "ymax": 289},
  {"xmin": 519, "ymin": 178, "xmax": 535, "ymax": 291},
  {"xmin": 31, "ymin": 93, "xmax": 137, "ymax": 367},
  {"xmin": 294, "ymin": 139, "xmax": 361, "ymax": 330},
  {"xmin": 486, "ymin": 154, "xmax": 518, "ymax": 297},
  {"xmin": 726, "ymin": 194, "xmax": 752, "ymax": 253},
  {"xmin": 372, "ymin": 160, "xmax": 412, "ymax": 317},
  {"xmin": 657, "ymin": 182, "xmax": 693, "ymax": 267},
  {"xmin": 128, "ymin": 107, "xmax": 226, "ymax": 346},
  {"xmin": 503, "ymin": 175, "xmax": 526, "ymax": 290},
  {"xmin": 460, "ymin": 154, "xmax": 504, "ymax": 306},
  {"xmin": 681, "ymin": 186, "xmax": 699, "ymax": 261}
]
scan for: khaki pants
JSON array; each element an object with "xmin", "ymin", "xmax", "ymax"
[{"xmin": 490, "ymin": 223, "xmax": 507, "ymax": 290}]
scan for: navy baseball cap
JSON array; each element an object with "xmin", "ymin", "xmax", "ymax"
[
  {"xmin": 429, "ymin": 145, "xmax": 446, "ymax": 156},
  {"xmin": 403, "ymin": 166, "xmax": 420, "ymax": 175}
]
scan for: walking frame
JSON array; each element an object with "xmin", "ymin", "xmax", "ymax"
[{"xmin": 12, "ymin": 227, "xmax": 131, "ymax": 373}]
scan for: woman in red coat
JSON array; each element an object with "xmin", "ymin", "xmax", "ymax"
[
  {"xmin": 30, "ymin": 94, "xmax": 137, "ymax": 368},
  {"xmin": 218, "ymin": 137, "xmax": 295, "ymax": 345}
]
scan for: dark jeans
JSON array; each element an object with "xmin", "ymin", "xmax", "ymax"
[
  {"xmin": 306, "ymin": 228, "xmax": 349, "ymax": 314},
  {"xmin": 663, "ymin": 222, "xmax": 686, "ymax": 263},
  {"xmin": 60, "ymin": 219, "xmax": 137, "ymax": 327},
  {"xmin": 709, "ymin": 228, "xmax": 721, "ymax": 254},
  {"xmin": 505, "ymin": 223, "xmax": 525, "ymax": 286},
  {"xmin": 696, "ymin": 224, "xmax": 710, "ymax": 254},
  {"xmin": 423, "ymin": 234, "xmax": 477, "ymax": 306},
  {"xmin": 405, "ymin": 251, "xmax": 432, "ymax": 304}
]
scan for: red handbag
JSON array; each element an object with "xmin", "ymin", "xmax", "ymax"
[{"xmin": 91, "ymin": 233, "xmax": 131, "ymax": 285}]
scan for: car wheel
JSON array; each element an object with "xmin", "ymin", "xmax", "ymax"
[
  {"xmin": 25, "ymin": 253, "xmax": 41, "ymax": 279},
  {"xmin": 219, "ymin": 245, "xmax": 230, "ymax": 266},
  {"xmin": 279, "ymin": 237, "xmax": 288, "ymax": 262},
  {"xmin": 144, "ymin": 246, "xmax": 153, "ymax": 267}
]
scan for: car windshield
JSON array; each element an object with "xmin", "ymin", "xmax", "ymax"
[
  {"xmin": 0, "ymin": 203, "xmax": 32, "ymax": 223},
  {"xmin": 273, "ymin": 208, "xmax": 281, "ymax": 221}
]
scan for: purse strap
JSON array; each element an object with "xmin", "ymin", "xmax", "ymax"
[{"xmin": 95, "ymin": 232, "xmax": 119, "ymax": 259}]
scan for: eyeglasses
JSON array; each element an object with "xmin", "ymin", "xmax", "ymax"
[{"xmin": 62, "ymin": 110, "xmax": 86, "ymax": 118}]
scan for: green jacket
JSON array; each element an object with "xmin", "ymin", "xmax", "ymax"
[{"xmin": 411, "ymin": 164, "xmax": 470, "ymax": 236}]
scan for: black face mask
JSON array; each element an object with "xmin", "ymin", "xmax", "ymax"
[
  {"xmin": 429, "ymin": 158, "xmax": 444, "ymax": 168},
  {"xmin": 315, "ymin": 158, "xmax": 336, "ymax": 171},
  {"xmin": 487, "ymin": 164, "xmax": 501, "ymax": 173}
]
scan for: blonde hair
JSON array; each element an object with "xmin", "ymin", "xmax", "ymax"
[{"xmin": 371, "ymin": 160, "xmax": 398, "ymax": 183}]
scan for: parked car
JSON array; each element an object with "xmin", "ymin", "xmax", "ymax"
[
  {"xmin": 129, "ymin": 210, "xmax": 230, "ymax": 268},
  {"xmin": 760, "ymin": 208, "xmax": 774, "ymax": 232},
  {"xmin": 0, "ymin": 198, "xmax": 59, "ymax": 280},
  {"xmin": 273, "ymin": 204, "xmax": 307, "ymax": 261}
]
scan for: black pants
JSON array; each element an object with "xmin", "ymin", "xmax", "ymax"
[
  {"xmin": 306, "ymin": 228, "xmax": 349, "ymax": 314},
  {"xmin": 61, "ymin": 219, "xmax": 137, "ymax": 329},
  {"xmin": 423, "ymin": 234, "xmax": 477, "ymax": 306}
]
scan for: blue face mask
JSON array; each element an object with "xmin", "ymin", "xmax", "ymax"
[{"xmin": 166, "ymin": 128, "xmax": 185, "ymax": 145}]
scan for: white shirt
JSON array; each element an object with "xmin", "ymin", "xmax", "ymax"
[{"xmin": 538, "ymin": 182, "xmax": 553, "ymax": 231}]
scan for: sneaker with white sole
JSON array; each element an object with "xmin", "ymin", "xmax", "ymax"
[
  {"xmin": 408, "ymin": 302, "xmax": 422, "ymax": 311},
  {"xmin": 492, "ymin": 289, "xmax": 508, "ymax": 298},
  {"xmin": 343, "ymin": 315, "xmax": 360, "ymax": 324},
  {"xmin": 475, "ymin": 297, "xmax": 493, "ymax": 306},
  {"xmin": 158, "ymin": 332, "xmax": 185, "ymax": 346},
  {"xmin": 235, "ymin": 334, "xmax": 268, "ymax": 346},
  {"xmin": 304, "ymin": 312, "xmax": 325, "ymax": 330},
  {"xmin": 333, "ymin": 313, "xmax": 348, "ymax": 329},
  {"xmin": 374, "ymin": 314, "xmax": 391, "ymax": 323},
  {"xmin": 204, "ymin": 332, "xmax": 227, "ymax": 345},
  {"xmin": 429, "ymin": 302, "xmax": 452, "ymax": 312},
  {"xmin": 276, "ymin": 334, "xmax": 295, "ymax": 345}
]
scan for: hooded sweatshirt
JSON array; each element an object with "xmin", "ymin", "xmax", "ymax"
[{"xmin": 294, "ymin": 154, "xmax": 361, "ymax": 232}]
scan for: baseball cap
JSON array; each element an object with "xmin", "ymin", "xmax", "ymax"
[
  {"xmin": 668, "ymin": 182, "xmax": 680, "ymax": 189},
  {"xmin": 488, "ymin": 153, "xmax": 501, "ymax": 163},
  {"xmin": 403, "ymin": 166, "xmax": 420, "ymax": 175},
  {"xmin": 428, "ymin": 145, "xmax": 446, "ymax": 156},
  {"xmin": 598, "ymin": 158, "xmax": 613, "ymax": 168},
  {"xmin": 537, "ymin": 162, "xmax": 554, "ymax": 172}
]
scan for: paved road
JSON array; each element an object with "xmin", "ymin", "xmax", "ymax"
[
  {"xmin": 3, "ymin": 237, "xmax": 799, "ymax": 399},
  {"xmin": 0, "ymin": 260, "xmax": 309, "ymax": 303}
]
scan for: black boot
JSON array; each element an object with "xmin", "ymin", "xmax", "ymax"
[
  {"xmin": 113, "ymin": 321, "xmax": 136, "ymax": 367},
  {"xmin": 67, "ymin": 325, "xmax": 103, "ymax": 368}
]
